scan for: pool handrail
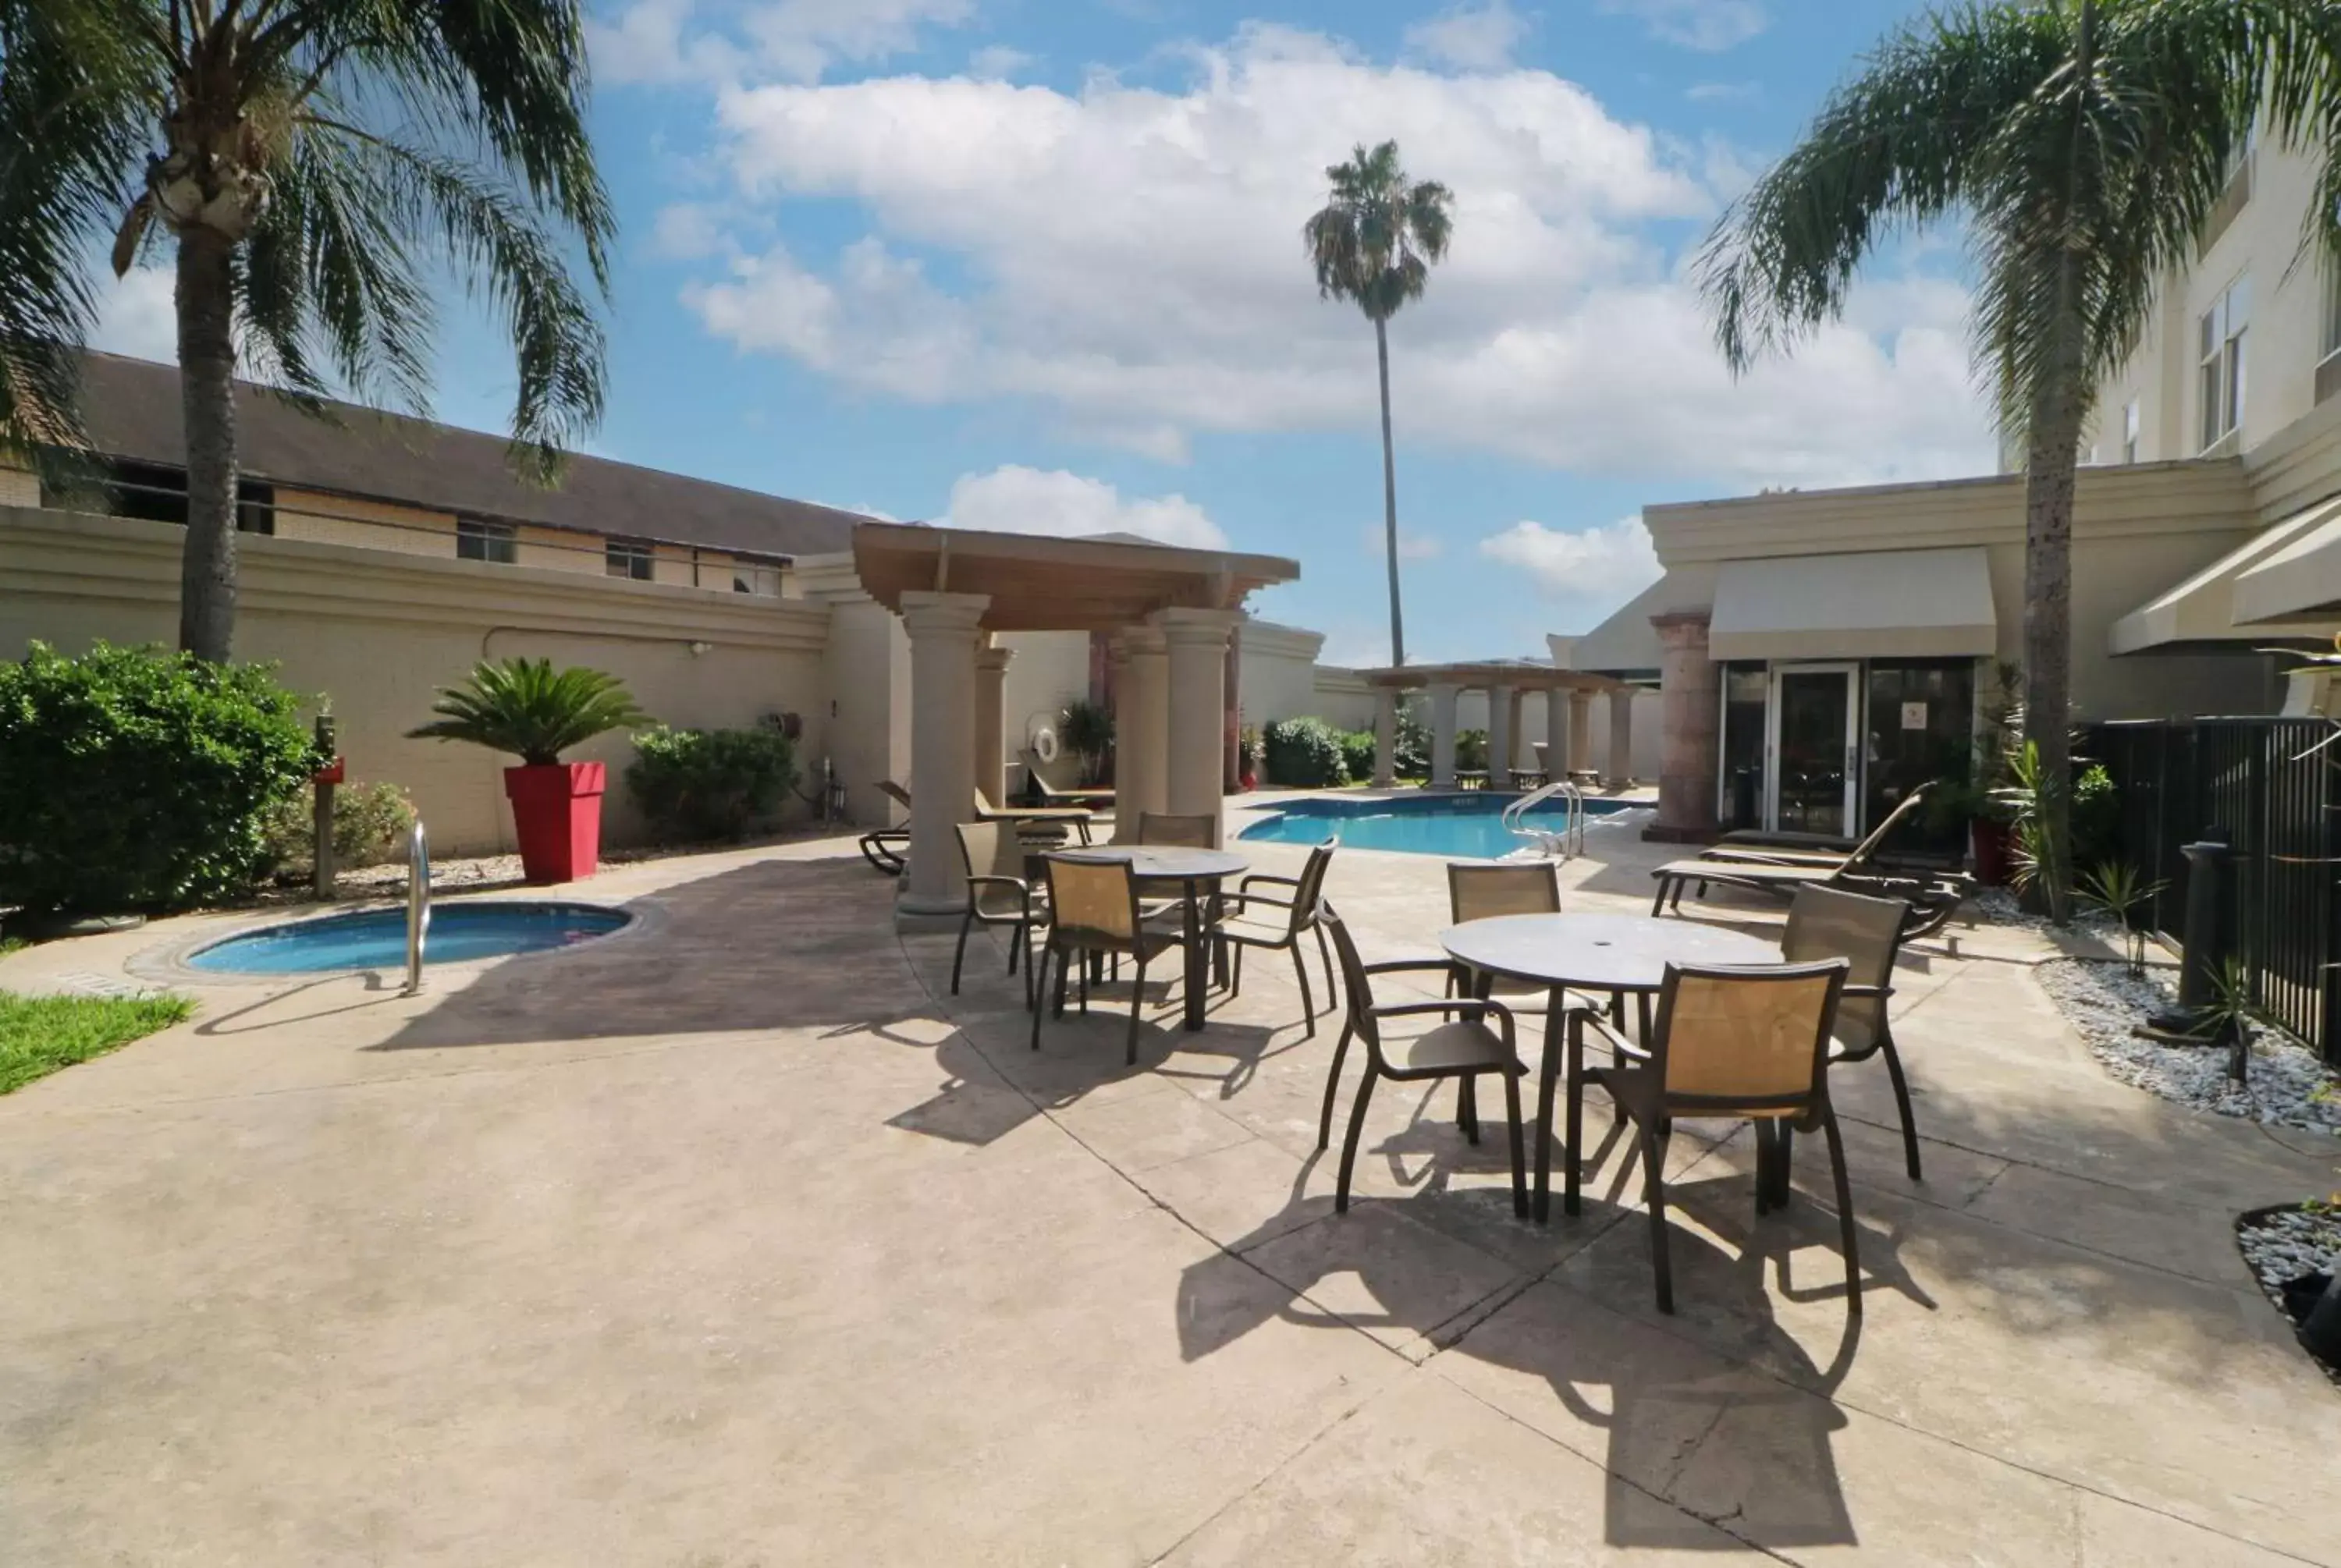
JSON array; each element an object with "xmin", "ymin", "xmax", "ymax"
[
  {"xmin": 1500, "ymin": 780, "xmax": 1586, "ymax": 860},
  {"xmin": 403, "ymin": 818, "xmax": 429, "ymax": 995}
]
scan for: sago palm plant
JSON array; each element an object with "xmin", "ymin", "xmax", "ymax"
[
  {"xmin": 0, "ymin": 0, "xmax": 613, "ymax": 662},
  {"xmin": 408, "ymin": 658, "xmax": 646, "ymax": 768}
]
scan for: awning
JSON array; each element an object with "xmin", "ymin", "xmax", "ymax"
[
  {"xmin": 1707, "ymin": 547, "xmax": 1997, "ymax": 662},
  {"xmin": 2112, "ymin": 497, "xmax": 2341, "ymax": 651},
  {"xmin": 2233, "ymin": 499, "xmax": 2341, "ymax": 627}
]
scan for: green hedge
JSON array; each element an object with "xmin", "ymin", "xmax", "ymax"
[
  {"xmin": 1263, "ymin": 717, "xmax": 1350, "ymax": 788},
  {"xmin": 626, "ymin": 720, "xmax": 800, "ymax": 841},
  {"xmin": 1337, "ymin": 728, "xmax": 1377, "ymax": 783},
  {"xmin": 1455, "ymin": 728, "xmax": 1489, "ymax": 774},
  {"xmin": 0, "ymin": 642, "xmax": 324, "ymax": 914}
]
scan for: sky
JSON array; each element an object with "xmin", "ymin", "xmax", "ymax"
[{"xmin": 94, "ymin": 0, "xmax": 1993, "ymax": 667}]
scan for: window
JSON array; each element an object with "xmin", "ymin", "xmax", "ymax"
[
  {"xmin": 2122, "ymin": 399, "xmax": 2140, "ymax": 465},
  {"xmin": 606, "ymin": 537, "xmax": 655, "ymax": 581},
  {"xmin": 80, "ymin": 460, "xmax": 272, "ymax": 532},
  {"xmin": 733, "ymin": 562, "xmax": 781, "ymax": 597},
  {"xmin": 2198, "ymin": 275, "xmax": 2249, "ymax": 451},
  {"xmin": 456, "ymin": 517, "xmax": 517, "ymax": 564}
]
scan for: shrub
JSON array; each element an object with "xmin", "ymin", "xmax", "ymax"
[
  {"xmin": 1059, "ymin": 699, "xmax": 1114, "ymax": 786},
  {"xmin": 1456, "ymin": 727, "xmax": 1490, "ymax": 774},
  {"xmin": 1394, "ymin": 701, "xmax": 1431, "ymax": 779},
  {"xmin": 0, "ymin": 642, "xmax": 325, "ymax": 914},
  {"xmin": 1337, "ymin": 728, "xmax": 1377, "ymax": 784},
  {"xmin": 1263, "ymin": 717, "xmax": 1350, "ymax": 789},
  {"xmin": 627, "ymin": 720, "xmax": 800, "ymax": 841},
  {"xmin": 259, "ymin": 781, "xmax": 417, "ymax": 880},
  {"xmin": 2072, "ymin": 762, "xmax": 2120, "ymax": 867}
]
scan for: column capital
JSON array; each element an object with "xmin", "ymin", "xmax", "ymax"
[
  {"xmin": 975, "ymin": 641, "xmax": 1014, "ymax": 674},
  {"xmin": 898, "ymin": 590, "xmax": 990, "ymax": 637},
  {"xmin": 1149, "ymin": 606, "xmax": 1239, "ymax": 646},
  {"xmin": 1117, "ymin": 623, "xmax": 1170, "ymax": 656},
  {"xmin": 1649, "ymin": 609, "xmax": 1712, "ymax": 649}
]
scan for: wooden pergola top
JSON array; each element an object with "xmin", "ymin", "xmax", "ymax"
[
  {"xmin": 851, "ymin": 521, "xmax": 1300, "ymax": 632},
  {"xmin": 1357, "ymin": 661, "xmax": 1629, "ymax": 694}
]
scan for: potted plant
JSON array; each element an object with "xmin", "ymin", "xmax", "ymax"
[
  {"xmin": 1059, "ymin": 698, "xmax": 1114, "ymax": 788},
  {"xmin": 1237, "ymin": 725, "xmax": 1261, "ymax": 791},
  {"xmin": 408, "ymin": 658, "xmax": 648, "ymax": 884}
]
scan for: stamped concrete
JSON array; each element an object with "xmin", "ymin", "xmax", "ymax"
[{"xmin": 1, "ymin": 810, "xmax": 2336, "ymax": 1564}]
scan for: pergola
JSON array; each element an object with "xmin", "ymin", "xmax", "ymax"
[
  {"xmin": 852, "ymin": 521, "xmax": 1299, "ymax": 920},
  {"xmin": 1357, "ymin": 661, "xmax": 1636, "ymax": 790}
]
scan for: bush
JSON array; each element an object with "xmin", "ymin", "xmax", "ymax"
[
  {"xmin": 1337, "ymin": 728, "xmax": 1377, "ymax": 784},
  {"xmin": 259, "ymin": 781, "xmax": 417, "ymax": 880},
  {"xmin": 1394, "ymin": 702, "xmax": 1431, "ymax": 779},
  {"xmin": 2072, "ymin": 761, "xmax": 2120, "ymax": 867},
  {"xmin": 1456, "ymin": 728, "xmax": 1490, "ymax": 774},
  {"xmin": 1263, "ymin": 717, "xmax": 1350, "ymax": 789},
  {"xmin": 0, "ymin": 642, "xmax": 325, "ymax": 914},
  {"xmin": 627, "ymin": 720, "xmax": 800, "ymax": 841}
]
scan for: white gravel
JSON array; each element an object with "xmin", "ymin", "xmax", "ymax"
[
  {"xmin": 2240, "ymin": 1205, "xmax": 2341, "ymax": 1295},
  {"xmin": 2032, "ymin": 957, "xmax": 2341, "ymax": 1138}
]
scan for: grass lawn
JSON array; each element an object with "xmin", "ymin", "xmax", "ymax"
[{"xmin": 0, "ymin": 991, "xmax": 193, "ymax": 1095}]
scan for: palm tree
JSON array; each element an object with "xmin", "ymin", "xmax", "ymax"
[
  {"xmin": 1697, "ymin": 0, "xmax": 2341, "ymax": 918},
  {"xmin": 0, "ymin": 1, "xmax": 613, "ymax": 662},
  {"xmin": 1305, "ymin": 140, "xmax": 1453, "ymax": 669}
]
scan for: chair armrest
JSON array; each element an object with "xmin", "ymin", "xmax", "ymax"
[
  {"xmin": 1359, "ymin": 957, "xmax": 1462, "ymax": 977},
  {"xmin": 1240, "ymin": 873, "xmax": 1302, "ymax": 891},
  {"xmin": 1371, "ymin": 996, "xmax": 1516, "ymax": 1046},
  {"xmin": 964, "ymin": 874, "xmax": 1033, "ymax": 909},
  {"xmin": 1572, "ymin": 1005, "xmax": 1650, "ymax": 1062},
  {"xmin": 1840, "ymin": 983, "xmax": 1892, "ymax": 1001}
]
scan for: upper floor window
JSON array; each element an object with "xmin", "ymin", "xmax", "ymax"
[
  {"xmin": 733, "ymin": 562, "xmax": 781, "ymax": 597},
  {"xmin": 456, "ymin": 517, "xmax": 517, "ymax": 565},
  {"xmin": 606, "ymin": 537, "xmax": 655, "ymax": 581},
  {"xmin": 2199, "ymin": 276, "xmax": 2249, "ymax": 451},
  {"xmin": 2122, "ymin": 399, "xmax": 2140, "ymax": 465}
]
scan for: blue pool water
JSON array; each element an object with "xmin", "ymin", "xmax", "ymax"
[
  {"xmin": 188, "ymin": 901, "xmax": 630, "ymax": 974},
  {"xmin": 1239, "ymin": 793, "xmax": 1641, "ymax": 860}
]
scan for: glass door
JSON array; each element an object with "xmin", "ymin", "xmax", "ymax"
[{"xmin": 1767, "ymin": 664, "xmax": 1860, "ymax": 836}]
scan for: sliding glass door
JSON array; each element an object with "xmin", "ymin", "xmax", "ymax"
[{"xmin": 1767, "ymin": 664, "xmax": 1860, "ymax": 836}]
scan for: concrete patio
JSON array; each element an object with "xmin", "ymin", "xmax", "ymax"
[{"xmin": 2, "ymin": 814, "xmax": 2336, "ymax": 1564}]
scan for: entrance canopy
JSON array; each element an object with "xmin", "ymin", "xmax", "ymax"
[
  {"xmin": 2113, "ymin": 498, "xmax": 2341, "ymax": 651},
  {"xmin": 1708, "ymin": 547, "xmax": 1997, "ymax": 662},
  {"xmin": 851, "ymin": 521, "xmax": 1298, "ymax": 632}
]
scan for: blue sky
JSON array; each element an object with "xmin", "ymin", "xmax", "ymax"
[{"xmin": 104, "ymin": 0, "xmax": 1994, "ymax": 665}]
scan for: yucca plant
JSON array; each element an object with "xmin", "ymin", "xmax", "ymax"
[
  {"xmin": 407, "ymin": 658, "xmax": 645, "ymax": 767},
  {"xmin": 2076, "ymin": 858, "xmax": 2165, "ymax": 975}
]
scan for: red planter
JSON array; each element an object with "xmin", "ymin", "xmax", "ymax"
[
  {"xmin": 1970, "ymin": 818, "xmax": 2013, "ymax": 887},
  {"xmin": 503, "ymin": 761, "xmax": 606, "ymax": 885}
]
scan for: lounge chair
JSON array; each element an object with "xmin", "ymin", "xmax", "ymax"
[
  {"xmin": 1210, "ymin": 840, "xmax": 1337, "ymax": 1037},
  {"xmin": 975, "ymin": 786, "xmax": 1097, "ymax": 846},
  {"xmin": 952, "ymin": 821, "xmax": 1046, "ymax": 1005},
  {"xmin": 1024, "ymin": 758, "xmax": 1115, "ymax": 809},
  {"xmin": 1030, "ymin": 855, "xmax": 1184, "ymax": 1066},
  {"xmin": 1696, "ymin": 784, "xmax": 1934, "ymax": 869},
  {"xmin": 1562, "ymin": 958, "xmax": 1859, "ymax": 1315},
  {"xmin": 1650, "ymin": 787, "xmax": 1968, "ymax": 938},
  {"xmin": 858, "ymin": 780, "xmax": 913, "ymax": 874}
]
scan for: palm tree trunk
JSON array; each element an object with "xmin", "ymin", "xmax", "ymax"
[
  {"xmin": 1375, "ymin": 316, "xmax": 1405, "ymax": 668},
  {"xmin": 2021, "ymin": 286, "xmax": 2086, "ymax": 922},
  {"xmin": 175, "ymin": 226, "xmax": 240, "ymax": 662}
]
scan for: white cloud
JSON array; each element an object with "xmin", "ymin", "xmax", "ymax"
[
  {"xmin": 649, "ymin": 201, "xmax": 730, "ymax": 260},
  {"xmin": 968, "ymin": 44, "xmax": 1033, "ymax": 80},
  {"xmin": 588, "ymin": 0, "xmax": 972, "ymax": 86},
  {"xmin": 1403, "ymin": 1, "xmax": 1529, "ymax": 73},
  {"xmin": 1361, "ymin": 523, "xmax": 1443, "ymax": 561},
  {"xmin": 1600, "ymin": 0, "xmax": 1767, "ymax": 52},
  {"xmin": 1478, "ymin": 516, "xmax": 1661, "ymax": 604},
  {"xmin": 942, "ymin": 464, "xmax": 1228, "ymax": 549},
  {"xmin": 89, "ymin": 266, "xmax": 177, "ymax": 364},
  {"xmin": 675, "ymin": 24, "xmax": 1991, "ymax": 491}
]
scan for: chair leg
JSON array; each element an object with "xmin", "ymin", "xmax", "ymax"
[
  {"xmin": 950, "ymin": 908, "xmax": 975, "ymax": 995},
  {"xmin": 1078, "ymin": 952, "xmax": 1089, "ymax": 1013},
  {"xmin": 1125, "ymin": 956, "xmax": 1147, "ymax": 1066},
  {"xmin": 1313, "ymin": 921, "xmax": 1337, "ymax": 1005},
  {"xmin": 1650, "ymin": 879, "xmax": 1670, "ymax": 917},
  {"xmin": 1006, "ymin": 921, "xmax": 1021, "ymax": 975},
  {"xmin": 1289, "ymin": 942, "xmax": 1316, "ymax": 1036},
  {"xmin": 1231, "ymin": 942, "xmax": 1245, "ymax": 995},
  {"xmin": 1053, "ymin": 942, "xmax": 1071, "ymax": 1020},
  {"xmin": 1881, "ymin": 1037, "xmax": 1924, "ymax": 1180},
  {"xmin": 1336, "ymin": 1066, "xmax": 1379, "ymax": 1212},
  {"xmin": 1501, "ymin": 1070, "xmax": 1526, "ymax": 1219},
  {"xmin": 1316, "ymin": 1022, "xmax": 1353, "ymax": 1151},
  {"xmin": 1030, "ymin": 947, "xmax": 1053, "ymax": 1050},
  {"xmin": 1821, "ymin": 1105, "xmax": 1863, "ymax": 1315},
  {"xmin": 1458, "ymin": 1077, "xmax": 1480, "ymax": 1145},
  {"xmin": 1639, "ymin": 1122, "xmax": 1674, "ymax": 1314}
]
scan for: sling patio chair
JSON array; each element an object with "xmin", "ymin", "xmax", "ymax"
[
  {"xmin": 1025, "ymin": 761, "xmax": 1116, "ymax": 809},
  {"xmin": 975, "ymin": 786, "xmax": 1096, "ymax": 846},
  {"xmin": 1209, "ymin": 839, "xmax": 1337, "ymax": 1036},
  {"xmin": 951, "ymin": 821, "xmax": 1046, "ymax": 1005},
  {"xmin": 858, "ymin": 782, "xmax": 910, "ymax": 875},
  {"xmin": 1774, "ymin": 885, "xmax": 1924, "ymax": 1181},
  {"xmin": 1650, "ymin": 789, "xmax": 1968, "ymax": 939},
  {"xmin": 1441, "ymin": 859, "xmax": 1630, "ymax": 1091},
  {"xmin": 1137, "ymin": 811, "xmax": 1218, "ymax": 847},
  {"xmin": 1557, "ymin": 957, "xmax": 1858, "ymax": 1316},
  {"xmin": 1030, "ymin": 853, "xmax": 1184, "ymax": 1066},
  {"xmin": 1694, "ymin": 783, "xmax": 1935, "ymax": 869},
  {"xmin": 1317, "ymin": 905, "xmax": 1527, "ymax": 1216}
]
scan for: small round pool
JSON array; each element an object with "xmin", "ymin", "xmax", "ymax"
[{"xmin": 187, "ymin": 901, "xmax": 631, "ymax": 974}]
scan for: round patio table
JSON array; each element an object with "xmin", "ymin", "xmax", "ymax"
[
  {"xmin": 1438, "ymin": 913, "xmax": 1778, "ymax": 1222},
  {"xmin": 1053, "ymin": 846, "xmax": 1246, "ymax": 1031}
]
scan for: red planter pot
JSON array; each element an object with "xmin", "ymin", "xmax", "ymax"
[
  {"xmin": 1970, "ymin": 818, "xmax": 2013, "ymax": 887},
  {"xmin": 503, "ymin": 761, "xmax": 606, "ymax": 885}
]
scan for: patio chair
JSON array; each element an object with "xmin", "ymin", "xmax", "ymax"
[
  {"xmin": 1569, "ymin": 959, "xmax": 1856, "ymax": 1316},
  {"xmin": 1650, "ymin": 790, "xmax": 1969, "ymax": 939},
  {"xmin": 1138, "ymin": 812, "xmax": 1217, "ymax": 847},
  {"xmin": 1317, "ymin": 905, "xmax": 1527, "ymax": 1216},
  {"xmin": 1025, "ymin": 761, "xmax": 1115, "ymax": 808},
  {"xmin": 975, "ymin": 786, "xmax": 1095, "ymax": 846},
  {"xmin": 1778, "ymin": 885, "xmax": 1924, "ymax": 1180},
  {"xmin": 858, "ymin": 780, "xmax": 910, "ymax": 875},
  {"xmin": 1031, "ymin": 854, "xmax": 1183, "ymax": 1066},
  {"xmin": 951, "ymin": 821, "xmax": 1046, "ymax": 1004},
  {"xmin": 1696, "ymin": 783, "xmax": 1934, "ymax": 869},
  {"xmin": 1210, "ymin": 840, "xmax": 1337, "ymax": 1035}
]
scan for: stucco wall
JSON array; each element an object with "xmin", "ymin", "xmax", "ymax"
[
  {"xmin": 1000, "ymin": 630, "xmax": 1093, "ymax": 790},
  {"xmin": 0, "ymin": 507, "xmax": 831, "ymax": 855}
]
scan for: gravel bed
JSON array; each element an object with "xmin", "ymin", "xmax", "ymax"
[
  {"xmin": 2033, "ymin": 958, "xmax": 2341, "ymax": 1138},
  {"xmin": 2237, "ymin": 1206, "xmax": 2341, "ymax": 1377}
]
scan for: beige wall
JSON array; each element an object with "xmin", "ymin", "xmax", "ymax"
[
  {"xmin": 0, "ymin": 507, "xmax": 831, "ymax": 856},
  {"xmin": 1235, "ymin": 620, "xmax": 1325, "ymax": 730},
  {"xmin": 274, "ymin": 488, "xmax": 456, "ymax": 554},
  {"xmin": 798, "ymin": 553, "xmax": 909, "ymax": 826},
  {"xmin": 999, "ymin": 630, "xmax": 1092, "ymax": 792},
  {"xmin": 1309, "ymin": 668, "xmax": 1376, "ymax": 732}
]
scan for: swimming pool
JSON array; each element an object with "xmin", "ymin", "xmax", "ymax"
[
  {"xmin": 188, "ymin": 901, "xmax": 631, "ymax": 974},
  {"xmin": 1238, "ymin": 793, "xmax": 1643, "ymax": 860}
]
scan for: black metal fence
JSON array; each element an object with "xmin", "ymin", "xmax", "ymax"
[{"xmin": 2091, "ymin": 717, "xmax": 2341, "ymax": 1064}]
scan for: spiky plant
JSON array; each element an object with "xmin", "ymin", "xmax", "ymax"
[
  {"xmin": 1699, "ymin": 0, "xmax": 2341, "ymax": 920},
  {"xmin": 1304, "ymin": 140, "xmax": 1452, "ymax": 669},
  {"xmin": 0, "ymin": 0, "xmax": 613, "ymax": 662},
  {"xmin": 2076, "ymin": 858, "xmax": 2165, "ymax": 974},
  {"xmin": 407, "ymin": 658, "xmax": 645, "ymax": 768}
]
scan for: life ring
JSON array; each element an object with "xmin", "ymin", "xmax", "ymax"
[{"xmin": 1030, "ymin": 725, "xmax": 1060, "ymax": 764}]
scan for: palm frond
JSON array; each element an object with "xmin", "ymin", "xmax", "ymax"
[
  {"xmin": 1302, "ymin": 138, "xmax": 1455, "ymax": 324},
  {"xmin": 407, "ymin": 658, "xmax": 648, "ymax": 766}
]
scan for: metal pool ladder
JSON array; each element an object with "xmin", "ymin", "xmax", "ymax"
[
  {"xmin": 1501, "ymin": 780, "xmax": 1586, "ymax": 860},
  {"xmin": 403, "ymin": 818, "xmax": 430, "ymax": 995}
]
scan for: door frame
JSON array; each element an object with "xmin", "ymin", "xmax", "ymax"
[{"xmin": 1764, "ymin": 662, "xmax": 1862, "ymax": 834}]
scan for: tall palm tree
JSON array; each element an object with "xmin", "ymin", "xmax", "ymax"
[
  {"xmin": 1305, "ymin": 140, "xmax": 1452, "ymax": 669},
  {"xmin": 1698, "ymin": 0, "xmax": 2341, "ymax": 917},
  {"xmin": 0, "ymin": 0, "xmax": 613, "ymax": 662}
]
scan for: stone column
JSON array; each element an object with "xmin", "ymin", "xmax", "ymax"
[
  {"xmin": 1568, "ymin": 690, "xmax": 1594, "ymax": 779},
  {"xmin": 897, "ymin": 590, "xmax": 989, "ymax": 919},
  {"xmin": 1155, "ymin": 608, "xmax": 1238, "ymax": 846},
  {"xmin": 1545, "ymin": 686, "xmax": 1572, "ymax": 779},
  {"xmin": 1606, "ymin": 690, "xmax": 1635, "ymax": 792},
  {"xmin": 1427, "ymin": 682, "xmax": 1461, "ymax": 789},
  {"xmin": 1115, "ymin": 626, "xmax": 1170, "ymax": 841},
  {"xmin": 1487, "ymin": 684, "xmax": 1516, "ymax": 787},
  {"xmin": 1372, "ymin": 689, "xmax": 1398, "ymax": 787},
  {"xmin": 1107, "ymin": 634, "xmax": 1138, "ymax": 841},
  {"xmin": 973, "ymin": 638, "xmax": 1011, "ymax": 808},
  {"xmin": 1647, "ymin": 611, "xmax": 1718, "ymax": 841}
]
